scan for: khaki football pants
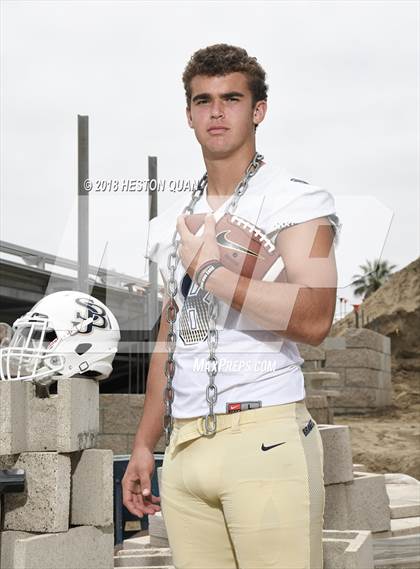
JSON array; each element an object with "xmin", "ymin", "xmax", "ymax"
[{"xmin": 159, "ymin": 400, "xmax": 325, "ymax": 569}]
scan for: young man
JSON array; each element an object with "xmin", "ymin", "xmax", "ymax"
[{"xmin": 123, "ymin": 44, "xmax": 341, "ymax": 569}]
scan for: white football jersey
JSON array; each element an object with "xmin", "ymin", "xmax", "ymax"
[{"xmin": 145, "ymin": 161, "xmax": 341, "ymax": 418}]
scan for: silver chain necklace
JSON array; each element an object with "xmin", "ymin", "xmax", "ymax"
[{"xmin": 163, "ymin": 152, "xmax": 264, "ymax": 446}]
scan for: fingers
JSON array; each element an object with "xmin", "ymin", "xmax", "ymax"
[
  {"xmin": 203, "ymin": 213, "xmax": 217, "ymax": 240},
  {"xmin": 204, "ymin": 212, "xmax": 215, "ymax": 225},
  {"xmin": 122, "ymin": 475, "xmax": 161, "ymax": 518},
  {"xmin": 136, "ymin": 495, "xmax": 162, "ymax": 517},
  {"xmin": 124, "ymin": 488, "xmax": 161, "ymax": 518}
]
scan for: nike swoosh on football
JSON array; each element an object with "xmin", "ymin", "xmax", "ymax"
[
  {"xmin": 216, "ymin": 230, "xmax": 260, "ymax": 258},
  {"xmin": 261, "ymin": 442, "xmax": 286, "ymax": 451}
]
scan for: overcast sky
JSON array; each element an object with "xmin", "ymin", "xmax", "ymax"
[{"xmin": 1, "ymin": 0, "xmax": 418, "ymax": 310}]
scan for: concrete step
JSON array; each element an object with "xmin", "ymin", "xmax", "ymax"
[
  {"xmin": 117, "ymin": 548, "xmax": 171, "ymax": 556},
  {"xmin": 115, "ymin": 565, "xmax": 174, "ymax": 569},
  {"xmin": 386, "ymin": 483, "xmax": 420, "ymax": 519},
  {"xmin": 391, "ymin": 517, "xmax": 420, "ymax": 537},
  {"xmin": 373, "ymin": 533, "xmax": 420, "ymax": 569},
  {"xmin": 114, "ymin": 552, "xmax": 173, "ymax": 567},
  {"xmin": 123, "ymin": 536, "xmax": 151, "ymax": 550}
]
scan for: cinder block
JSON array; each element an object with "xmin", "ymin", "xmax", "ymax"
[
  {"xmin": 333, "ymin": 387, "xmax": 377, "ymax": 408},
  {"xmin": 351, "ymin": 472, "xmax": 390, "ymax": 534},
  {"xmin": 320, "ymin": 336, "xmax": 347, "ymax": 350},
  {"xmin": 326, "ymin": 348, "xmax": 384, "ymax": 370},
  {"xmin": 390, "ymin": 516, "xmax": 420, "ymax": 536},
  {"xmin": 306, "ymin": 394, "xmax": 333, "ymax": 424},
  {"xmin": 149, "ymin": 534, "xmax": 171, "ymax": 548},
  {"xmin": 334, "ymin": 406, "xmax": 373, "ymax": 416},
  {"xmin": 343, "ymin": 328, "xmax": 388, "ymax": 353},
  {"xmin": 324, "ymin": 482, "xmax": 348, "ymax": 529},
  {"xmin": 308, "ymin": 407, "xmax": 330, "ymax": 425},
  {"xmin": 1, "ymin": 525, "xmax": 114, "ymax": 569},
  {"xmin": 375, "ymin": 388, "xmax": 394, "ymax": 407},
  {"xmin": 382, "ymin": 335, "xmax": 391, "ymax": 355},
  {"xmin": 304, "ymin": 371, "xmax": 342, "ymax": 392},
  {"xmin": 1, "ymin": 378, "xmax": 99, "ymax": 455},
  {"xmin": 123, "ymin": 535, "xmax": 153, "ymax": 549},
  {"xmin": 323, "ymin": 529, "xmax": 374, "ymax": 569},
  {"xmin": 296, "ymin": 343, "xmax": 326, "ymax": 362},
  {"xmin": 322, "ymin": 366, "xmax": 346, "ymax": 382},
  {"xmin": 102, "ymin": 395, "xmax": 141, "ymax": 434},
  {"xmin": 56, "ymin": 377, "xmax": 99, "ymax": 452},
  {"xmin": 387, "ymin": 483, "xmax": 420, "ymax": 519},
  {"xmin": 70, "ymin": 449, "xmax": 113, "ymax": 526},
  {"xmin": 301, "ymin": 360, "xmax": 322, "ymax": 371},
  {"xmin": 319, "ymin": 425, "xmax": 354, "ymax": 485},
  {"xmin": 0, "ymin": 452, "xmax": 70, "ymax": 533},
  {"xmin": 0, "ymin": 381, "xmax": 27, "ymax": 455},
  {"xmin": 114, "ymin": 548, "xmax": 172, "ymax": 567},
  {"xmin": 345, "ymin": 368, "xmax": 387, "ymax": 389},
  {"xmin": 26, "ymin": 385, "xmax": 58, "ymax": 451},
  {"xmin": 96, "ymin": 434, "xmax": 129, "ymax": 455},
  {"xmin": 149, "ymin": 510, "xmax": 168, "ymax": 545},
  {"xmin": 127, "ymin": 394, "xmax": 145, "ymax": 409},
  {"xmin": 325, "ymin": 472, "xmax": 391, "ymax": 532},
  {"xmin": 0, "ymin": 529, "xmax": 33, "ymax": 569}
]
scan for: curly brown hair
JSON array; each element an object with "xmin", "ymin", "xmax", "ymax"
[{"xmin": 182, "ymin": 43, "xmax": 268, "ymax": 109}]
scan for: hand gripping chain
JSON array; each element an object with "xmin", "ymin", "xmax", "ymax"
[{"xmin": 163, "ymin": 152, "xmax": 265, "ymax": 446}]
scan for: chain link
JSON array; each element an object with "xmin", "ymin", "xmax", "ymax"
[{"xmin": 163, "ymin": 152, "xmax": 264, "ymax": 446}]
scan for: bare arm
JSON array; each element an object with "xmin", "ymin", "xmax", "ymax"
[
  {"xmin": 131, "ymin": 294, "xmax": 172, "ymax": 453},
  {"xmin": 204, "ymin": 216, "xmax": 338, "ymax": 346}
]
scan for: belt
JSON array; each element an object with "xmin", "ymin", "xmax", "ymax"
[{"xmin": 170, "ymin": 400, "xmax": 306, "ymax": 448}]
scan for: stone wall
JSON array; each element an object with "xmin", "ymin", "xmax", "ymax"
[{"xmin": 298, "ymin": 327, "xmax": 393, "ymax": 415}]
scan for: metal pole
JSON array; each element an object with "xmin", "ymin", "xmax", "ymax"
[
  {"xmin": 148, "ymin": 156, "xmax": 158, "ymax": 339},
  {"xmin": 78, "ymin": 115, "xmax": 89, "ymax": 294}
]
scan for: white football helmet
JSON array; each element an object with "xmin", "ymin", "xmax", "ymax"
[{"xmin": 0, "ymin": 290, "xmax": 120, "ymax": 383}]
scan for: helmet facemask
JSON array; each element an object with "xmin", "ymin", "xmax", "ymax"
[{"xmin": 0, "ymin": 315, "xmax": 65, "ymax": 382}]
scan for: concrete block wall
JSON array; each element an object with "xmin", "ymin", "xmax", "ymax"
[
  {"xmin": 0, "ymin": 526, "xmax": 114, "ymax": 569},
  {"xmin": 325, "ymin": 471, "xmax": 391, "ymax": 533},
  {"xmin": 0, "ymin": 452, "xmax": 71, "ymax": 533},
  {"xmin": 298, "ymin": 327, "xmax": 393, "ymax": 414},
  {"xmin": 0, "ymin": 378, "xmax": 114, "ymax": 569},
  {"xmin": 318, "ymin": 424, "xmax": 391, "ymax": 534}
]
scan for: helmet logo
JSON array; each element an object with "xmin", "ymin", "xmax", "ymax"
[{"xmin": 72, "ymin": 298, "xmax": 110, "ymax": 334}]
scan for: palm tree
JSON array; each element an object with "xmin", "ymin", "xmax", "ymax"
[{"xmin": 351, "ymin": 259, "xmax": 397, "ymax": 300}]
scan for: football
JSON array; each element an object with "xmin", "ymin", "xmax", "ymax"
[{"xmin": 184, "ymin": 212, "xmax": 286, "ymax": 282}]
